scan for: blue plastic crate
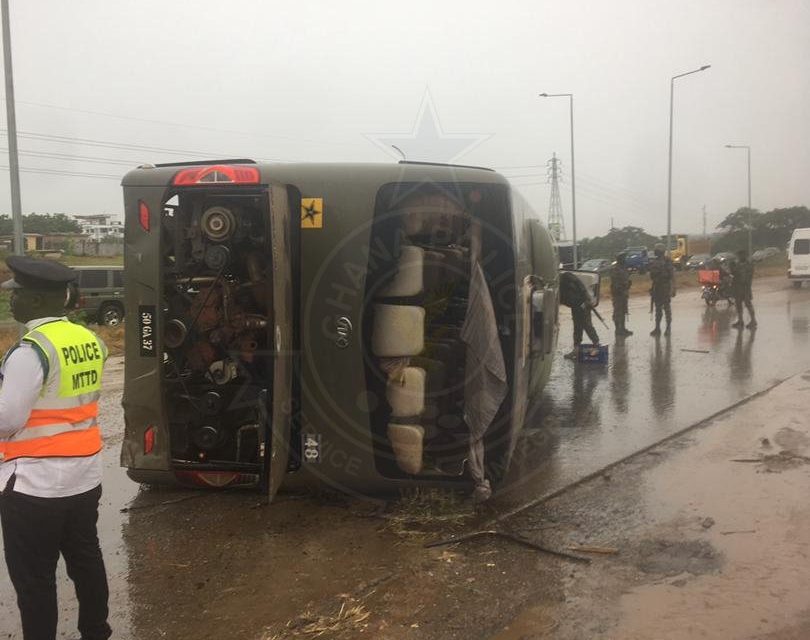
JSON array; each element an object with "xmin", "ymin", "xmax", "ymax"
[{"xmin": 578, "ymin": 343, "xmax": 609, "ymax": 364}]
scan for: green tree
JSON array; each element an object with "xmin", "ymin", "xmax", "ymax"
[
  {"xmin": 717, "ymin": 207, "xmax": 763, "ymax": 233},
  {"xmin": 580, "ymin": 226, "xmax": 660, "ymax": 259},
  {"xmin": 712, "ymin": 205, "xmax": 810, "ymax": 253},
  {"xmin": 0, "ymin": 213, "xmax": 82, "ymax": 235}
]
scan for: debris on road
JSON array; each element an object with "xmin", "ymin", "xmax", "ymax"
[
  {"xmin": 564, "ymin": 544, "xmax": 619, "ymax": 555},
  {"xmin": 425, "ymin": 529, "xmax": 591, "ymax": 564},
  {"xmin": 720, "ymin": 529, "xmax": 757, "ymax": 536}
]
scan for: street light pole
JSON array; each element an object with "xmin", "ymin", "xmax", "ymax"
[
  {"xmin": 540, "ymin": 92, "xmax": 577, "ymax": 268},
  {"xmin": 725, "ymin": 144, "xmax": 752, "ymax": 254},
  {"xmin": 666, "ymin": 65, "xmax": 710, "ymax": 257},
  {"xmin": 1, "ymin": 0, "xmax": 23, "ymax": 256}
]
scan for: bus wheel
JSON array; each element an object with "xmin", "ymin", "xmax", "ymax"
[{"xmin": 793, "ymin": 281, "xmax": 803, "ymax": 289}]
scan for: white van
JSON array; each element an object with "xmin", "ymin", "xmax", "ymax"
[{"xmin": 788, "ymin": 228, "xmax": 810, "ymax": 288}]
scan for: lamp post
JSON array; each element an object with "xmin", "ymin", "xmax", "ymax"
[
  {"xmin": 666, "ymin": 65, "xmax": 710, "ymax": 256},
  {"xmin": 1, "ymin": 0, "xmax": 23, "ymax": 256},
  {"xmin": 539, "ymin": 92, "xmax": 578, "ymax": 268},
  {"xmin": 725, "ymin": 144, "xmax": 752, "ymax": 255}
]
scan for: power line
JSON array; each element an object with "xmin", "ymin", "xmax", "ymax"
[
  {"xmin": 0, "ymin": 164, "xmax": 120, "ymax": 180},
  {"xmin": 2, "ymin": 97, "xmax": 346, "ymax": 147},
  {"xmin": 0, "ymin": 147, "xmax": 138, "ymax": 167},
  {"xmin": 0, "ymin": 129, "xmax": 283, "ymax": 161}
]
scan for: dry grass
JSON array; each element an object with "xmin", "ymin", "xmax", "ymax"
[
  {"xmin": 0, "ymin": 324, "xmax": 124, "ymax": 358},
  {"xmin": 93, "ymin": 325, "xmax": 125, "ymax": 356},
  {"xmin": 380, "ymin": 487, "xmax": 475, "ymax": 539},
  {"xmin": 264, "ymin": 599, "xmax": 371, "ymax": 639}
]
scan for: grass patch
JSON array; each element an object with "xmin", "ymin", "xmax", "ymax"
[
  {"xmin": 380, "ymin": 487, "xmax": 475, "ymax": 539},
  {"xmin": 0, "ymin": 325, "xmax": 124, "ymax": 357},
  {"xmin": 62, "ymin": 255, "xmax": 124, "ymax": 266}
]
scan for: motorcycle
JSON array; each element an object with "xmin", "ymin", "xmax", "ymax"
[
  {"xmin": 701, "ymin": 281, "xmax": 735, "ymax": 306},
  {"xmin": 698, "ymin": 268, "xmax": 735, "ymax": 306}
]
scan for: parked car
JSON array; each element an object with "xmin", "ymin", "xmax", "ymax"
[
  {"xmin": 711, "ymin": 252, "xmax": 736, "ymax": 264},
  {"xmin": 686, "ymin": 253, "xmax": 712, "ymax": 270},
  {"xmin": 70, "ymin": 266, "xmax": 125, "ymax": 326},
  {"xmin": 580, "ymin": 258, "xmax": 613, "ymax": 274},
  {"xmin": 752, "ymin": 247, "xmax": 781, "ymax": 262},
  {"xmin": 624, "ymin": 246, "xmax": 649, "ymax": 273}
]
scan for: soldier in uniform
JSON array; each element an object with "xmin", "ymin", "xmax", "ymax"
[
  {"xmin": 731, "ymin": 248, "xmax": 757, "ymax": 329},
  {"xmin": 648, "ymin": 243, "xmax": 676, "ymax": 336},
  {"xmin": 559, "ymin": 270, "xmax": 600, "ymax": 360},
  {"xmin": 0, "ymin": 256, "xmax": 112, "ymax": 640},
  {"xmin": 610, "ymin": 252, "xmax": 633, "ymax": 337}
]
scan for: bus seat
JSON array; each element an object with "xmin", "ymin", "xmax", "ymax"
[
  {"xmin": 387, "ymin": 423, "xmax": 425, "ymax": 474},
  {"xmin": 410, "ymin": 355, "xmax": 447, "ymax": 423},
  {"xmin": 386, "ymin": 366, "xmax": 426, "ymax": 418},
  {"xmin": 378, "ymin": 246, "xmax": 424, "ymax": 298},
  {"xmin": 372, "ymin": 304, "xmax": 425, "ymax": 357}
]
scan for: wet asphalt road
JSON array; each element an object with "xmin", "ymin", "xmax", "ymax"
[
  {"xmin": 499, "ymin": 277, "xmax": 810, "ymax": 510},
  {"xmin": 0, "ymin": 277, "xmax": 808, "ymax": 640}
]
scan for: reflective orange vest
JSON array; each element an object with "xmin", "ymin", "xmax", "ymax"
[{"xmin": 0, "ymin": 319, "xmax": 106, "ymax": 462}]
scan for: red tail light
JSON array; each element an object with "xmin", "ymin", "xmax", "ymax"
[
  {"xmin": 144, "ymin": 425, "xmax": 156, "ymax": 454},
  {"xmin": 138, "ymin": 200, "xmax": 150, "ymax": 231},
  {"xmin": 172, "ymin": 164, "xmax": 260, "ymax": 186}
]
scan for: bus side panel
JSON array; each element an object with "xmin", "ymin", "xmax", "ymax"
[
  {"xmin": 294, "ymin": 176, "xmax": 383, "ymax": 492},
  {"xmin": 121, "ymin": 186, "xmax": 172, "ymax": 472}
]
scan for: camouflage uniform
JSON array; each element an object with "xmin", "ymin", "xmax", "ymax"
[
  {"xmin": 559, "ymin": 271, "xmax": 599, "ymax": 357},
  {"xmin": 610, "ymin": 258, "xmax": 632, "ymax": 336},
  {"xmin": 648, "ymin": 252, "xmax": 675, "ymax": 335},
  {"xmin": 731, "ymin": 256, "xmax": 757, "ymax": 328}
]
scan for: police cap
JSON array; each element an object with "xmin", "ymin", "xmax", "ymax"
[
  {"xmin": 1, "ymin": 255, "xmax": 76, "ymax": 291},
  {"xmin": 654, "ymin": 242, "xmax": 666, "ymax": 252}
]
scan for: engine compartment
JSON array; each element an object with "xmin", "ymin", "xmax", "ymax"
[{"xmin": 160, "ymin": 190, "xmax": 273, "ymax": 473}]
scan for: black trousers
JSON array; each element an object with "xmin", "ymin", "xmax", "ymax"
[
  {"xmin": 0, "ymin": 483, "xmax": 111, "ymax": 640},
  {"xmin": 612, "ymin": 296, "xmax": 628, "ymax": 330},
  {"xmin": 572, "ymin": 305, "xmax": 599, "ymax": 345},
  {"xmin": 654, "ymin": 299, "xmax": 672, "ymax": 328}
]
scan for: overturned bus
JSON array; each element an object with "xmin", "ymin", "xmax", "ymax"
[{"xmin": 120, "ymin": 160, "xmax": 574, "ymax": 501}]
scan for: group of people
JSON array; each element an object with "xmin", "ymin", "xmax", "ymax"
[{"xmin": 560, "ymin": 244, "xmax": 757, "ymax": 359}]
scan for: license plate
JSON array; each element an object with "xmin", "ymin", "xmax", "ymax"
[
  {"xmin": 138, "ymin": 305, "xmax": 156, "ymax": 357},
  {"xmin": 302, "ymin": 433, "xmax": 321, "ymax": 463}
]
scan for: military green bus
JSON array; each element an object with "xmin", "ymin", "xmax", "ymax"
[{"xmin": 120, "ymin": 160, "xmax": 566, "ymax": 501}]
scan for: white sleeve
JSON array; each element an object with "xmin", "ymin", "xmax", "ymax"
[{"xmin": 0, "ymin": 344, "xmax": 45, "ymax": 439}]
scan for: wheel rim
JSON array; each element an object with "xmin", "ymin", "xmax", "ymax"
[{"xmin": 104, "ymin": 308, "xmax": 122, "ymax": 326}]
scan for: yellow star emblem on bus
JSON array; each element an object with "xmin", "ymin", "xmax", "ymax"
[{"xmin": 301, "ymin": 197, "xmax": 324, "ymax": 229}]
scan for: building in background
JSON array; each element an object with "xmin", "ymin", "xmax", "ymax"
[{"xmin": 72, "ymin": 214, "xmax": 124, "ymax": 241}]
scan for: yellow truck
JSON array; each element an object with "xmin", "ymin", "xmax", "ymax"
[{"xmin": 669, "ymin": 235, "xmax": 711, "ymax": 270}]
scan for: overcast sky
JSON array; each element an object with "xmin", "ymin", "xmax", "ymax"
[{"xmin": 2, "ymin": 0, "xmax": 808, "ymax": 238}]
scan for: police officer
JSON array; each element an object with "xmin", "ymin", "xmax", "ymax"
[
  {"xmin": 0, "ymin": 256, "xmax": 111, "ymax": 640},
  {"xmin": 649, "ymin": 243, "xmax": 676, "ymax": 336},
  {"xmin": 559, "ymin": 270, "xmax": 600, "ymax": 360},
  {"xmin": 611, "ymin": 252, "xmax": 633, "ymax": 337},
  {"xmin": 731, "ymin": 248, "xmax": 757, "ymax": 329}
]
